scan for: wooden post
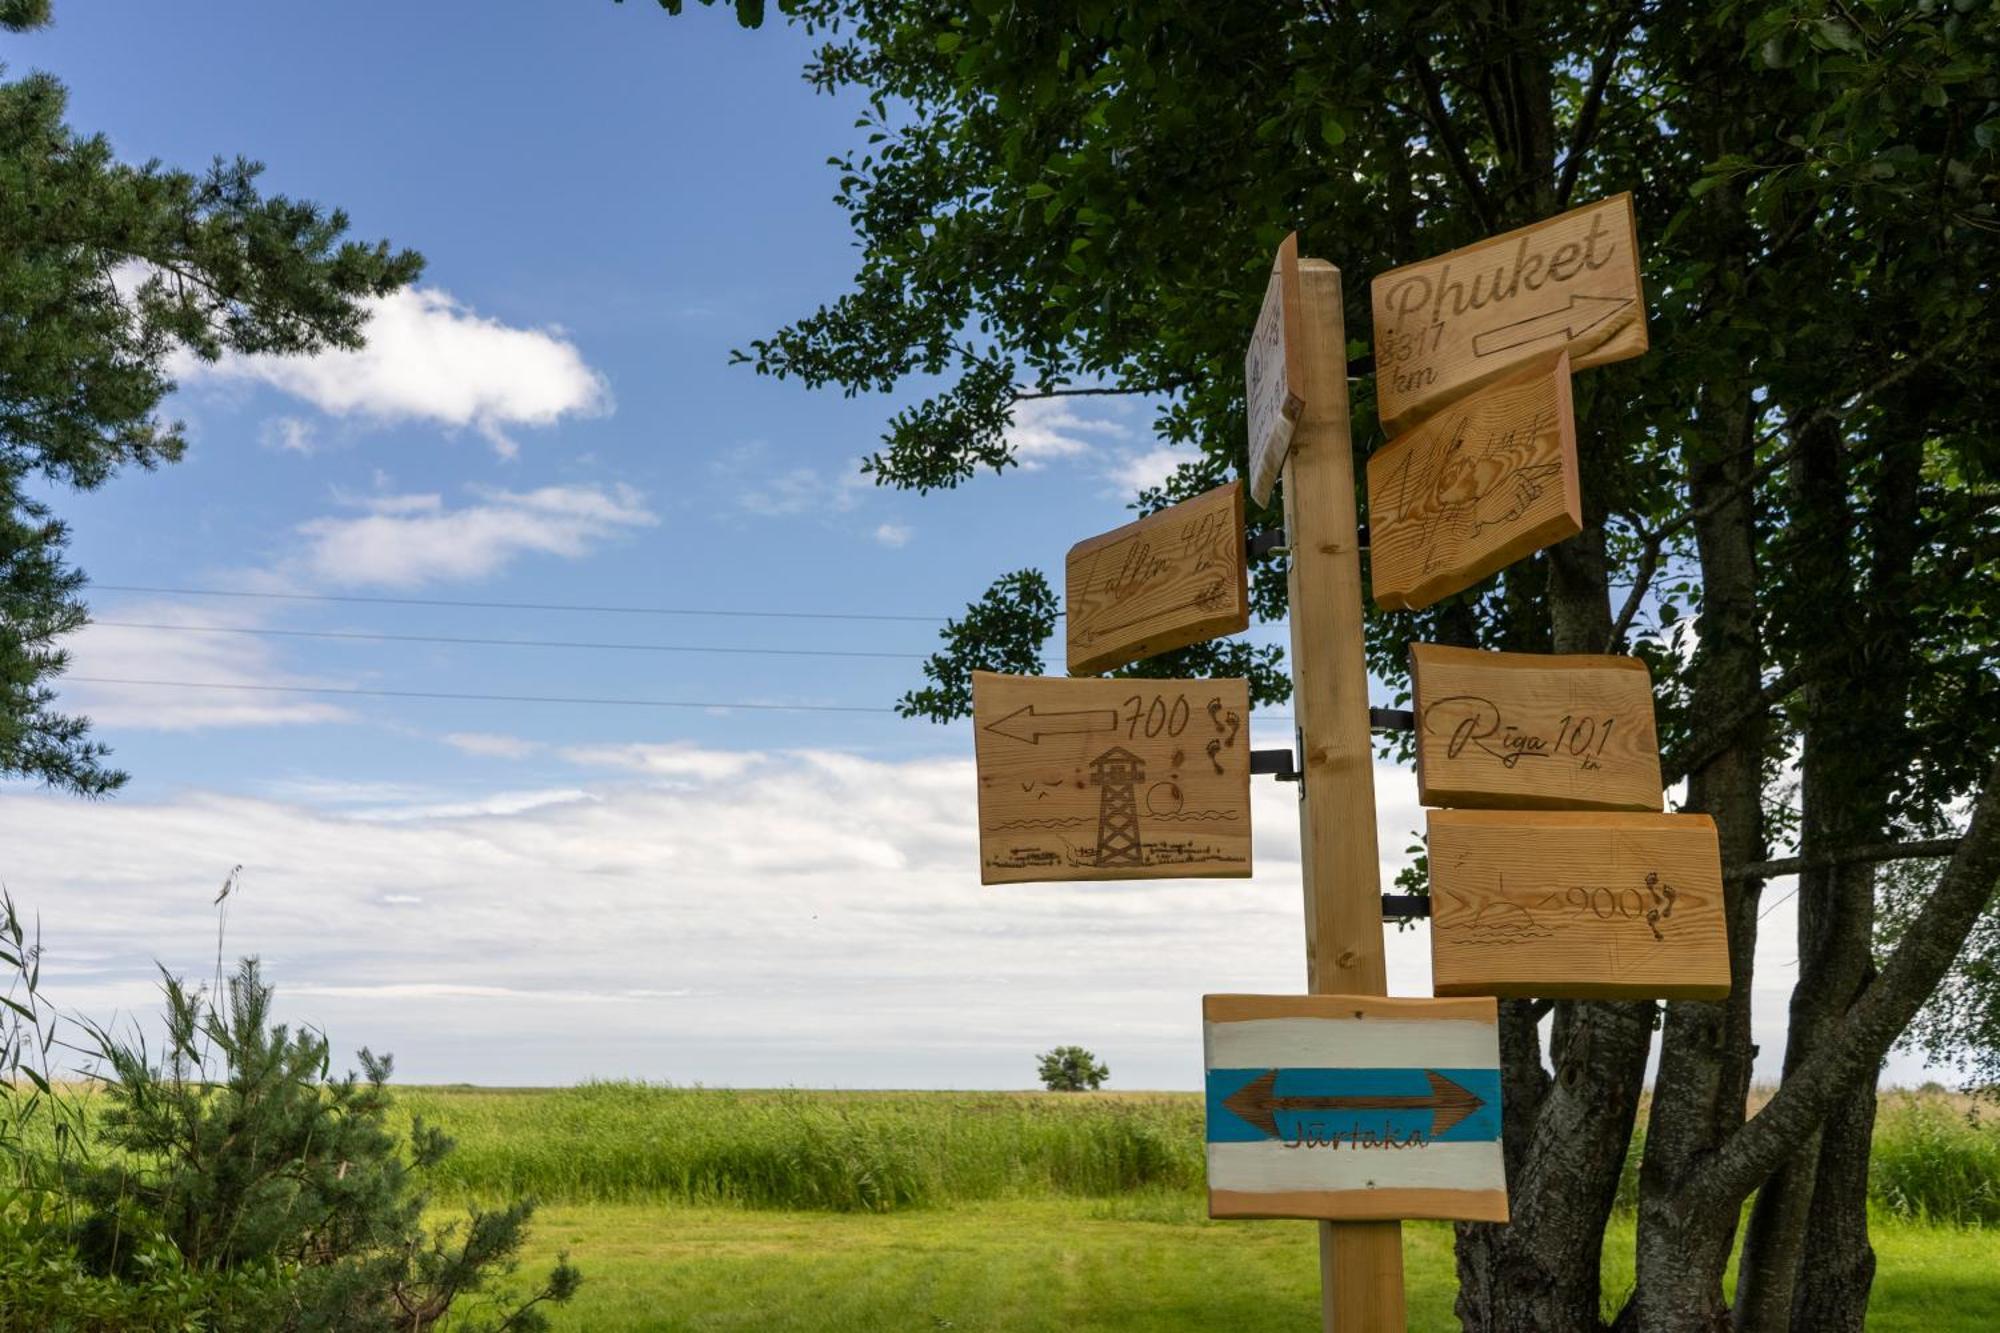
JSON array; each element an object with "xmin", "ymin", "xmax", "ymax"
[{"xmin": 1280, "ymin": 258, "xmax": 1407, "ymax": 1331}]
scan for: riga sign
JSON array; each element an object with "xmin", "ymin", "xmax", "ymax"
[
  {"xmin": 1370, "ymin": 193, "xmax": 1648, "ymax": 434},
  {"xmin": 1203, "ymin": 994, "xmax": 1507, "ymax": 1223},
  {"xmin": 1367, "ymin": 349, "xmax": 1580, "ymax": 611},
  {"xmin": 972, "ymin": 671, "xmax": 1250, "ymax": 884},
  {"xmin": 1410, "ymin": 641, "xmax": 1663, "ymax": 812},
  {"xmin": 1427, "ymin": 809, "xmax": 1730, "ymax": 1001},
  {"xmin": 1245, "ymin": 232, "xmax": 1305, "ymax": 507},
  {"xmin": 1066, "ymin": 482, "xmax": 1250, "ymax": 676}
]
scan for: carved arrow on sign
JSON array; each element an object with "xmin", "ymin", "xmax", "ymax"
[
  {"xmin": 980, "ymin": 704, "xmax": 1120, "ymax": 745},
  {"xmin": 1470, "ymin": 293, "xmax": 1633, "ymax": 358},
  {"xmin": 1221, "ymin": 1068, "xmax": 1486, "ymax": 1139}
]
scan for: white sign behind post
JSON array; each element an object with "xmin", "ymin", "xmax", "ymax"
[{"xmin": 1244, "ymin": 232, "xmax": 1305, "ymax": 507}]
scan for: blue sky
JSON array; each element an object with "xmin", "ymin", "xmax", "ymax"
[{"xmin": 1, "ymin": 4, "xmax": 1928, "ymax": 1089}]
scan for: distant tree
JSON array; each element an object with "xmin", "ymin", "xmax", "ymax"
[
  {"xmin": 1037, "ymin": 1045, "xmax": 1108, "ymax": 1093},
  {"xmin": 0, "ymin": 1, "xmax": 421, "ymax": 795}
]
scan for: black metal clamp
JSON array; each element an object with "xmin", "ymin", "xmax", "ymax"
[
  {"xmin": 1250, "ymin": 748, "xmax": 1300, "ymax": 782},
  {"xmin": 1381, "ymin": 894, "xmax": 1431, "ymax": 921}
]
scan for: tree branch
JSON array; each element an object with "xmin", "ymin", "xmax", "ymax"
[
  {"xmin": 1691, "ymin": 753, "xmax": 2000, "ymax": 1213},
  {"xmin": 1405, "ymin": 45, "xmax": 1498, "ymax": 233},
  {"xmin": 1659, "ymin": 661, "xmax": 1806, "ymax": 788},
  {"xmin": 1013, "ymin": 384, "xmax": 1178, "ymax": 401},
  {"xmin": 1725, "ymin": 838, "xmax": 1963, "ymax": 884},
  {"xmin": 1557, "ymin": 2, "xmax": 1645, "ymax": 207},
  {"xmin": 1605, "ymin": 530, "xmax": 1665, "ymax": 650}
]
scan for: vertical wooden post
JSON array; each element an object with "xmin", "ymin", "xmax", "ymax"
[{"xmin": 1279, "ymin": 258, "xmax": 1406, "ymax": 1331}]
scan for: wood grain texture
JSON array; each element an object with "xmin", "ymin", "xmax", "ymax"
[
  {"xmin": 1065, "ymin": 482, "xmax": 1249, "ymax": 676},
  {"xmin": 971, "ymin": 671, "xmax": 1250, "ymax": 885},
  {"xmin": 1212, "ymin": 1186, "xmax": 1510, "ymax": 1224},
  {"xmin": 1427, "ymin": 809, "xmax": 1731, "ymax": 1000},
  {"xmin": 1204, "ymin": 993, "xmax": 1498, "ymax": 1025},
  {"xmin": 1409, "ymin": 641, "xmax": 1663, "ymax": 812},
  {"xmin": 1367, "ymin": 349, "xmax": 1580, "ymax": 611},
  {"xmin": 1278, "ymin": 258, "xmax": 1408, "ymax": 1326},
  {"xmin": 1245, "ymin": 232, "xmax": 1305, "ymax": 506},
  {"xmin": 1370, "ymin": 192, "xmax": 1648, "ymax": 434}
]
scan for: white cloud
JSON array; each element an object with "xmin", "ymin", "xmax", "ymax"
[
  {"xmin": 260, "ymin": 416, "xmax": 318, "ymax": 455},
  {"xmin": 177, "ymin": 286, "xmax": 612, "ymax": 457},
  {"xmin": 1107, "ymin": 444, "xmax": 1200, "ymax": 495},
  {"xmin": 296, "ymin": 483, "xmax": 657, "ymax": 588},
  {"xmin": 559, "ymin": 742, "xmax": 763, "ymax": 782},
  {"xmin": 873, "ymin": 522, "xmax": 912, "ymax": 548},
  {"xmin": 444, "ymin": 732, "xmax": 545, "ymax": 760},
  {"xmin": 57, "ymin": 601, "xmax": 346, "ymax": 732},
  {"xmin": 1004, "ymin": 396, "xmax": 1131, "ymax": 468},
  {"xmin": 0, "ymin": 743, "xmax": 1947, "ymax": 1089}
]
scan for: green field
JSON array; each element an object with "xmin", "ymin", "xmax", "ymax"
[{"xmin": 392, "ymin": 1084, "xmax": 2000, "ymax": 1330}]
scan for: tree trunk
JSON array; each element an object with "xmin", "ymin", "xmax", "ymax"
[
  {"xmin": 1791, "ymin": 1024, "xmax": 1882, "ymax": 1330},
  {"xmin": 1624, "ymin": 387, "xmax": 1766, "ymax": 1333}
]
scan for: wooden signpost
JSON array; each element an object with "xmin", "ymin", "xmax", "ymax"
[
  {"xmin": 1409, "ymin": 641, "xmax": 1663, "ymax": 812},
  {"xmin": 1427, "ymin": 809, "xmax": 1730, "ymax": 1000},
  {"xmin": 1204, "ymin": 994, "xmax": 1507, "ymax": 1223},
  {"xmin": 971, "ymin": 671, "xmax": 1251, "ymax": 884},
  {"xmin": 1371, "ymin": 193, "xmax": 1648, "ymax": 434},
  {"xmin": 1245, "ymin": 233, "xmax": 1305, "ymax": 506},
  {"xmin": 1066, "ymin": 481, "xmax": 1249, "ymax": 676},
  {"xmin": 1367, "ymin": 349, "xmax": 1580, "ymax": 611}
]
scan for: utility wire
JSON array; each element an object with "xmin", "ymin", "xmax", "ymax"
[
  {"xmin": 89, "ymin": 621, "xmax": 929, "ymax": 661},
  {"xmin": 63, "ymin": 675, "xmax": 1303, "ymax": 725},
  {"xmin": 89, "ymin": 584, "xmax": 955, "ymax": 624}
]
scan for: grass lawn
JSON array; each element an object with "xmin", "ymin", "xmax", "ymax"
[{"xmin": 498, "ymin": 1197, "xmax": 2000, "ymax": 1332}]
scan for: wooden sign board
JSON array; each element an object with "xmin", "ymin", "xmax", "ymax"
[
  {"xmin": 1203, "ymin": 994, "xmax": 1507, "ymax": 1223},
  {"xmin": 1244, "ymin": 232, "xmax": 1305, "ymax": 507},
  {"xmin": 1065, "ymin": 482, "xmax": 1249, "ymax": 676},
  {"xmin": 1427, "ymin": 810, "xmax": 1730, "ymax": 1001},
  {"xmin": 1410, "ymin": 642, "xmax": 1663, "ymax": 812},
  {"xmin": 1367, "ymin": 349, "xmax": 1579, "ymax": 611},
  {"xmin": 972, "ymin": 671, "xmax": 1250, "ymax": 884},
  {"xmin": 1371, "ymin": 193, "xmax": 1648, "ymax": 435}
]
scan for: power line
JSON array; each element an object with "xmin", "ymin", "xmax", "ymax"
[
  {"xmin": 89, "ymin": 584, "xmax": 953, "ymax": 624},
  {"xmin": 89, "ymin": 621, "xmax": 929, "ymax": 661},
  {"xmin": 64, "ymin": 677, "xmax": 905, "ymax": 714},
  {"xmin": 63, "ymin": 675, "xmax": 1305, "ymax": 725}
]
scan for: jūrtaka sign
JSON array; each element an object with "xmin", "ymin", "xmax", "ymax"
[
  {"xmin": 1409, "ymin": 641, "xmax": 1663, "ymax": 812},
  {"xmin": 1066, "ymin": 482, "xmax": 1249, "ymax": 676},
  {"xmin": 1245, "ymin": 232, "xmax": 1305, "ymax": 506},
  {"xmin": 1371, "ymin": 193, "xmax": 1648, "ymax": 434},
  {"xmin": 1367, "ymin": 349, "xmax": 1580, "ymax": 611},
  {"xmin": 972, "ymin": 671, "xmax": 1250, "ymax": 884},
  {"xmin": 1204, "ymin": 994, "xmax": 1507, "ymax": 1223},
  {"xmin": 1427, "ymin": 809, "xmax": 1730, "ymax": 1001}
]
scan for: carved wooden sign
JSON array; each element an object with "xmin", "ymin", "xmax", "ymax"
[
  {"xmin": 1367, "ymin": 349, "xmax": 1580, "ymax": 611},
  {"xmin": 972, "ymin": 671, "xmax": 1250, "ymax": 884},
  {"xmin": 1245, "ymin": 232, "xmax": 1305, "ymax": 507},
  {"xmin": 1203, "ymin": 994, "xmax": 1507, "ymax": 1223},
  {"xmin": 1066, "ymin": 482, "xmax": 1249, "ymax": 676},
  {"xmin": 1370, "ymin": 193, "xmax": 1648, "ymax": 435},
  {"xmin": 1427, "ymin": 810, "xmax": 1730, "ymax": 1001},
  {"xmin": 1409, "ymin": 642, "xmax": 1663, "ymax": 812}
]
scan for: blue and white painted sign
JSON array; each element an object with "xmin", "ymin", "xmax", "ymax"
[{"xmin": 1203, "ymin": 993, "xmax": 1508, "ymax": 1222}]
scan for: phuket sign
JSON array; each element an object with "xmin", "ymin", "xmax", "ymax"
[
  {"xmin": 1203, "ymin": 994, "xmax": 1507, "ymax": 1223},
  {"xmin": 1409, "ymin": 641, "xmax": 1663, "ymax": 812},
  {"xmin": 1367, "ymin": 349, "xmax": 1580, "ymax": 611},
  {"xmin": 1370, "ymin": 193, "xmax": 1648, "ymax": 434},
  {"xmin": 1066, "ymin": 482, "xmax": 1249, "ymax": 676},
  {"xmin": 1244, "ymin": 232, "xmax": 1305, "ymax": 507},
  {"xmin": 1427, "ymin": 809, "xmax": 1730, "ymax": 1001},
  {"xmin": 972, "ymin": 671, "xmax": 1251, "ymax": 884}
]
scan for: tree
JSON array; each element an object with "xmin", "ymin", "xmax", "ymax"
[
  {"xmin": 1036, "ymin": 1045, "xmax": 1108, "ymax": 1093},
  {"xmin": 0, "ymin": 2, "xmax": 421, "ymax": 795},
  {"xmin": 642, "ymin": 2, "xmax": 2000, "ymax": 1328}
]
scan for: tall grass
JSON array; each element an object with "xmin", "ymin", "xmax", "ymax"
[
  {"xmin": 1869, "ymin": 1091, "xmax": 2000, "ymax": 1226},
  {"xmin": 397, "ymin": 1083, "xmax": 1204, "ymax": 1212}
]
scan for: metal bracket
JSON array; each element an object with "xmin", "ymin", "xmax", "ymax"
[
  {"xmin": 1381, "ymin": 893, "xmax": 1431, "ymax": 920},
  {"xmin": 1357, "ymin": 523, "xmax": 1370, "ymax": 551},
  {"xmin": 1246, "ymin": 528, "xmax": 1287, "ymax": 560},
  {"xmin": 1369, "ymin": 707, "xmax": 1415, "ymax": 732},
  {"xmin": 1249, "ymin": 748, "xmax": 1300, "ymax": 782}
]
